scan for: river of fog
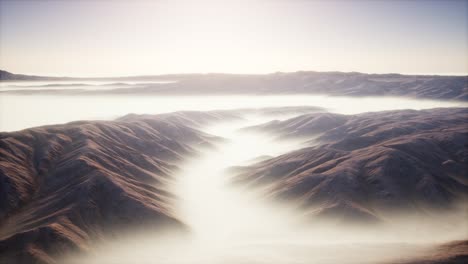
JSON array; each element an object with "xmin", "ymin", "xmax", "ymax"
[
  {"xmin": 64, "ymin": 114, "xmax": 467, "ymax": 264},
  {"xmin": 0, "ymin": 93, "xmax": 466, "ymax": 132},
  {"xmin": 2, "ymin": 90, "xmax": 467, "ymax": 263}
]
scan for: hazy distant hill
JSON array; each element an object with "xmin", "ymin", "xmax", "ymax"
[
  {"xmin": 234, "ymin": 108, "xmax": 468, "ymax": 223},
  {"xmin": 144, "ymin": 72, "xmax": 467, "ymax": 100},
  {"xmin": 1, "ymin": 69, "xmax": 467, "ymax": 101},
  {"xmin": 0, "ymin": 70, "xmax": 66, "ymax": 81},
  {"xmin": 0, "ymin": 69, "xmax": 192, "ymax": 82}
]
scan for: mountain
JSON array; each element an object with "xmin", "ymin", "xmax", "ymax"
[
  {"xmin": 0, "ymin": 70, "xmax": 195, "ymax": 82},
  {"xmin": 241, "ymin": 112, "xmax": 348, "ymax": 139},
  {"xmin": 233, "ymin": 108, "xmax": 468, "ymax": 223},
  {"xmin": 2, "ymin": 70, "xmax": 467, "ymax": 101},
  {"xmin": 0, "ymin": 111, "xmax": 237, "ymax": 264},
  {"xmin": 0, "ymin": 70, "xmax": 65, "ymax": 81},
  {"xmin": 134, "ymin": 72, "xmax": 468, "ymax": 100}
]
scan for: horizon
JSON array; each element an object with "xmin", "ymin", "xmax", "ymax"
[
  {"xmin": 2, "ymin": 68, "xmax": 468, "ymax": 79},
  {"xmin": 1, "ymin": 0, "xmax": 467, "ymax": 77},
  {"xmin": 1, "ymin": 1, "xmax": 468, "ymax": 263}
]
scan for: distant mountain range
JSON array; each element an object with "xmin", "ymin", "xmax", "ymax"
[
  {"xmin": 1, "ymin": 69, "xmax": 467, "ymax": 101},
  {"xmin": 0, "ymin": 70, "xmax": 194, "ymax": 82},
  {"xmin": 0, "ymin": 70, "xmax": 63, "ymax": 81}
]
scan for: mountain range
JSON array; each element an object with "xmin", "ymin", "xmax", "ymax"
[{"xmin": 2, "ymin": 70, "xmax": 467, "ymax": 101}]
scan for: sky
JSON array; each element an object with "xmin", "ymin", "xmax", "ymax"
[{"xmin": 0, "ymin": 0, "xmax": 467, "ymax": 77}]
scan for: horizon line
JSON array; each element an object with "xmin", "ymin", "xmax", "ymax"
[{"xmin": 1, "ymin": 69, "xmax": 467, "ymax": 79}]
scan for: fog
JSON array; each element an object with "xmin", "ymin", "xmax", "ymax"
[
  {"xmin": 1, "ymin": 87, "xmax": 466, "ymax": 263},
  {"xmin": 0, "ymin": 94, "xmax": 466, "ymax": 132},
  {"xmin": 0, "ymin": 80, "xmax": 176, "ymax": 90},
  {"xmin": 63, "ymin": 113, "xmax": 467, "ymax": 264}
]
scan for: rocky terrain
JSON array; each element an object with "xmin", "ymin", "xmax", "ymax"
[
  {"xmin": 2, "ymin": 70, "xmax": 467, "ymax": 101},
  {"xmin": 0, "ymin": 105, "xmax": 466, "ymax": 263},
  {"xmin": 0, "ymin": 111, "xmax": 236, "ymax": 264},
  {"xmin": 234, "ymin": 108, "xmax": 468, "ymax": 223}
]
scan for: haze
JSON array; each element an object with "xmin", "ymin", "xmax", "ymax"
[
  {"xmin": 1, "ymin": 0, "xmax": 467, "ymax": 77},
  {"xmin": 0, "ymin": 1, "xmax": 467, "ymax": 264},
  {"xmin": 1, "ymin": 94, "xmax": 466, "ymax": 132},
  {"xmin": 63, "ymin": 113, "xmax": 467, "ymax": 264}
]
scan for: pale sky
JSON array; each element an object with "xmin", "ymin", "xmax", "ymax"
[{"xmin": 0, "ymin": 0, "xmax": 467, "ymax": 77}]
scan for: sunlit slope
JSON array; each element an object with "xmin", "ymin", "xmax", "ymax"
[
  {"xmin": 1, "ymin": 106, "xmax": 466, "ymax": 264},
  {"xmin": 0, "ymin": 111, "xmax": 238, "ymax": 264},
  {"xmin": 234, "ymin": 108, "xmax": 468, "ymax": 223},
  {"xmin": 62, "ymin": 109, "xmax": 468, "ymax": 264}
]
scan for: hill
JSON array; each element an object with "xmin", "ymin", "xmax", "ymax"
[
  {"xmin": 234, "ymin": 108, "xmax": 468, "ymax": 223},
  {"xmin": 0, "ymin": 111, "xmax": 234, "ymax": 264},
  {"xmin": 2, "ymin": 70, "xmax": 467, "ymax": 101}
]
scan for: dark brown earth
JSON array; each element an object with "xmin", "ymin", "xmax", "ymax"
[
  {"xmin": 234, "ymin": 108, "xmax": 468, "ymax": 223},
  {"xmin": 0, "ymin": 111, "xmax": 235, "ymax": 264}
]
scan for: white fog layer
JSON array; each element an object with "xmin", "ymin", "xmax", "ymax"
[
  {"xmin": 0, "ymin": 94, "xmax": 466, "ymax": 132},
  {"xmin": 2, "ymin": 0, "xmax": 467, "ymax": 263},
  {"xmin": 1, "ymin": 83, "xmax": 467, "ymax": 264},
  {"xmin": 63, "ymin": 114, "xmax": 467, "ymax": 264}
]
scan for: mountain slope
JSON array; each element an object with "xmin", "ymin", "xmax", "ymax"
[
  {"xmin": 234, "ymin": 108, "xmax": 468, "ymax": 223},
  {"xmin": 0, "ymin": 111, "xmax": 231, "ymax": 264}
]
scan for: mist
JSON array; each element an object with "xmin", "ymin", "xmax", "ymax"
[
  {"xmin": 0, "ymin": 94, "xmax": 466, "ymax": 132},
  {"xmin": 1, "ymin": 0, "xmax": 467, "ymax": 262},
  {"xmin": 1, "ymin": 90, "xmax": 466, "ymax": 264},
  {"xmin": 61, "ymin": 112, "xmax": 467, "ymax": 264}
]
